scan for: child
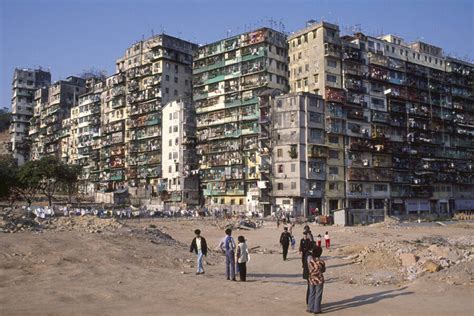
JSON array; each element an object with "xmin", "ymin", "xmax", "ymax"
[
  {"xmin": 236, "ymin": 236, "xmax": 249, "ymax": 281},
  {"xmin": 316, "ymin": 234, "xmax": 322, "ymax": 247},
  {"xmin": 324, "ymin": 231, "xmax": 330, "ymax": 249},
  {"xmin": 307, "ymin": 246, "xmax": 326, "ymax": 314}
]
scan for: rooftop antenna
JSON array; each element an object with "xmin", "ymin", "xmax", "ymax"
[{"xmin": 151, "ymin": 29, "xmax": 154, "ymax": 37}]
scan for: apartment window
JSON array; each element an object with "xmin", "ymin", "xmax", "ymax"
[
  {"xmin": 185, "ymin": 79, "xmax": 188, "ymax": 86},
  {"xmin": 174, "ymin": 90, "xmax": 178, "ymax": 96},
  {"xmin": 374, "ymin": 184, "xmax": 388, "ymax": 192},
  {"xmin": 368, "ymin": 41, "xmax": 374, "ymax": 48},
  {"xmin": 165, "ymin": 87, "xmax": 169, "ymax": 94},
  {"xmin": 297, "ymin": 80, "xmax": 301, "ymax": 88},
  {"xmin": 168, "ymin": 166, "xmax": 172, "ymax": 173},
  {"xmin": 329, "ymin": 182, "xmax": 338, "ymax": 190},
  {"xmin": 305, "ymin": 64, "xmax": 309, "ymax": 72},
  {"xmin": 291, "ymin": 182, "xmax": 296, "ymax": 190},
  {"xmin": 174, "ymin": 77, "xmax": 178, "ymax": 83},
  {"xmin": 169, "ymin": 139, "xmax": 172, "ymax": 146},
  {"xmin": 304, "ymin": 79, "xmax": 308, "ymax": 87},
  {"xmin": 175, "ymin": 65, "xmax": 179, "ymax": 73},
  {"xmin": 277, "ymin": 148, "xmax": 283, "ymax": 157},
  {"xmin": 329, "ymin": 167, "xmax": 339, "ymax": 175},
  {"xmin": 327, "ymin": 59, "xmax": 337, "ymax": 68},
  {"xmin": 277, "ymin": 183, "xmax": 283, "ymax": 190},
  {"xmin": 173, "ymin": 126, "xmax": 178, "ymax": 133},
  {"xmin": 291, "ymin": 163, "xmax": 296, "ymax": 172},
  {"xmin": 165, "ymin": 75, "xmax": 170, "ymax": 81},
  {"xmin": 391, "ymin": 47, "xmax": 395, "ymax": 53},
  {"xmin": 175, "ymin": 164, "xmax": 179, "ymax": 172},
  {"xmin": 329, "ymin": 150, "xmax": 339, "ymax": 159},
  {"xmin": 326, "ymin": 74, "xmax": 337, "ymax": 83},
  {"xmin": 309, "ymin": 112, "xmax": 322, "ymax": 123},
  {"xmin": 328, "ymin": 136, "xmax": 339, "ymax": 144},
  {"xmin": 168, "ymin": 153, "xmax": 172, "ymax": 159},
  {"xmin": 371, "ymin": 97, "xmax": 384, "ymax": 109},
  {"xmin": 278, "ymin": 164, "xmax": 284, "ymax": 173},
  {"xmin": 309, "ymin": 128, "xmax": 323, "ymax": 141},
  {"xmin": 314, "ymin": 74, "xmax": 318, "ymax": 83}
]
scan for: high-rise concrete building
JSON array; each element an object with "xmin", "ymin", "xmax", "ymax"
[
  {"xmin": 264, "ymin": 92, "xmax": 326, "ymax": 216},
  {"xmin": 288, "ymin": 21, "xmax": 474, "ymax": 216},
  {"xmin": 9, "ymin": 68, "xmax": 51, "ymax": 165},
  {"xmin": 288, "ymin": 22, "xmax": 346, "ymax": 212},
  {"xmin": 99, "ymin": 34, "xmax": 197, "ymax": 199},
  {"xmin": 161, "ymin": 98, "xmax": 199, "ymax": 207},
  {"xmin": 29, "ymin": 76, "xmax": 86, "ymax": 162},
  {"xmin": 70, "ymin": 78, "xmax": 103, "ymax": 193},
  {"xmin": 193, "ymin": 28, "xmax": 289, "ymax": 212}
]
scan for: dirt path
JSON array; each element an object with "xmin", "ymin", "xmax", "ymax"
[{"xmin": 0, "ymin": 219, "xmax": 472, "ymax": 315}]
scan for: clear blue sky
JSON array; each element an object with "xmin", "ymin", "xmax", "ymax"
[{"xmin": 1, "ymin": 0, "xmax": 473, "ymax": 109}]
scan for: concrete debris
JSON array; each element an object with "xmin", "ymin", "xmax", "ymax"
[
  {"xmin": 342, "ymin": 236, "xmax": 473, "ymax": 284},
  {"xmin": 423, "ymin": 260, "xmax": 442, "ymax": 273}
]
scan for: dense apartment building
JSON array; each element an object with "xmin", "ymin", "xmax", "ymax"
[
  {"xmin": 260, "ymin": 92, "xmax": 326, "ymax": 216},
  {"xmin": 70, "ymin": 78, "xmax": 103, "ymax": 193},
  {"xmin": 161, "ymin": 98, "xmax": 199, "ymax": 206},
  {"xmin": 288, "ymin": 22, "xmax": 347, "ymax": 213},
  {"xmin": 9, "ymin": 68, "xmax": 51, "ymax": 165},
  {"xmin": 287, "ymin": 21, "xmax": 474, "ymax": 215},
  {"xmin": 193, "ymin": 27, "xmax": 289, "ymax": 211},
  {"xmin": 29, "ymin": 76, "xmax": 86, "ymax": 162},
  {"xmin": 108, "ymin": 34, "xmax": 197, "ymax": 200}
]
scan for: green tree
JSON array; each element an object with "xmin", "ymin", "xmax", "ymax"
[
  {"xmin": 61, "ymin": 164, "xmax": 82, "ymax": 203},
  {"xmin": 34, "ymin": 156, "xmax": 67, "ymax": 207}
]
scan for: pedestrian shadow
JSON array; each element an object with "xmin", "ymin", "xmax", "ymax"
[
  {"xmin": 247, "ymin": 273, "xmax": 301, "ymax": 278},
  {"xmin": 328, "ymin": 261, "xmax": 354, "ymax": 269},
  {"xmin": 322, "ymin": 287, "xmax": 413, "ymax": 313}
]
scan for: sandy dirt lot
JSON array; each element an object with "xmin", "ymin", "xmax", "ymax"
[{"xmin": 1, "ymin": 216, "xmax": 473, "ymax": 315}]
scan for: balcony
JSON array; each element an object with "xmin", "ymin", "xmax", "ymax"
[
  {"xmin": 368, "ymin": 53, "xmax": 388, "ymax": 67},
  {"xmin": 325, "ymin": 87, "xmax": 345, "ymax": 103}
]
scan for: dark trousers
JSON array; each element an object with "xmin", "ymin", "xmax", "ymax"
[
  {"xmin": 308, "ymin": 284, "xmax": 324, "ymax": 313},
  {"xmin": 282, "ymin": 245, "xmax": 289, "ymax": 260},
  {"xmin": 238, "ymin": 262, "xmax": 247, "ymax": 281}
]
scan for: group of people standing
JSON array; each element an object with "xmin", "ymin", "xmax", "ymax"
[
  {"xmin": 189, "ymin": 228, "xmax": 249, "ymax": 282},
  {"xmin": 280, "ymin": 225, "xmax": 329, "ymax": 314},
  {"xmin": 190, "ymin": 224, "xmax": 328, "ymax": 314}
]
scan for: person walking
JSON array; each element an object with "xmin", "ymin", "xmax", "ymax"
[
  {"xmin": 279, "ymin": 227, "xmax": 292, "ymax": 261},
  {"xmin": 189, "ymin": 229, "xmax": 208, "ymax": 275},
  {"xmin": 324, "ymin": 231, "xmax": 330, "ymax": 249},
  {"xmin": 236, "ymin": 236, "xmax": 249, "ymax": 282},
  {"xmin": 307, "ymin": 246, "xmax": 326, "ymax": 314},
  {"xmin": 304, "ymin": 225, "xmax": 314, "ymax": 242},
  {"xmin": 299, "ymin": 231, "xmax": 312, "ymax": 267},
  {"xmin": 219, "ymin": 228, "xmax": 236, "ymax": 281}
]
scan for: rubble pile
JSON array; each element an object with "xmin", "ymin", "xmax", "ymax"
[
  {"xmin": 213, "ymin": 217, "xmax": 263, "ymax": 231},
  {"xmin": 143, "ymin": 225, "xmax": 176, "ymax": 245},
  {"xmin": 0, "ymin": 209, "xmax": 40, "ymax": 233},
  {"xmin": 45, "ymin": 216, "xmax": 123, "ymax": 233},
  {"xmin": 343, "ymin": 236, "xmax": 474, "ymax": 284}
]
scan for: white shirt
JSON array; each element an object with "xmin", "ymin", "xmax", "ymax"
[
  {"xmin": 196, "ymin": 237, "xmax": 202, "ymax": 251},
  {"xmin": 324, "ymin": 234, "xmax": 329, "ymax": 240}
]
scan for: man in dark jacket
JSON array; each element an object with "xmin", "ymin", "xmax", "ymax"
[
  {"xmin": 190, "ymin": 229, "xmax": 208, "ymax": 275},
  {"xmin": 279, "ymin": 227, "xmax": 292, "ymax": 261},
  {"xmin": 299, "ymin": 231, "xmax": 312, "ymax": 266}
]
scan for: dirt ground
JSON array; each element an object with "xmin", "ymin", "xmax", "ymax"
[{"xmin": 1, "ymin": 217, "xmax": 473, "ymax": 315}]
